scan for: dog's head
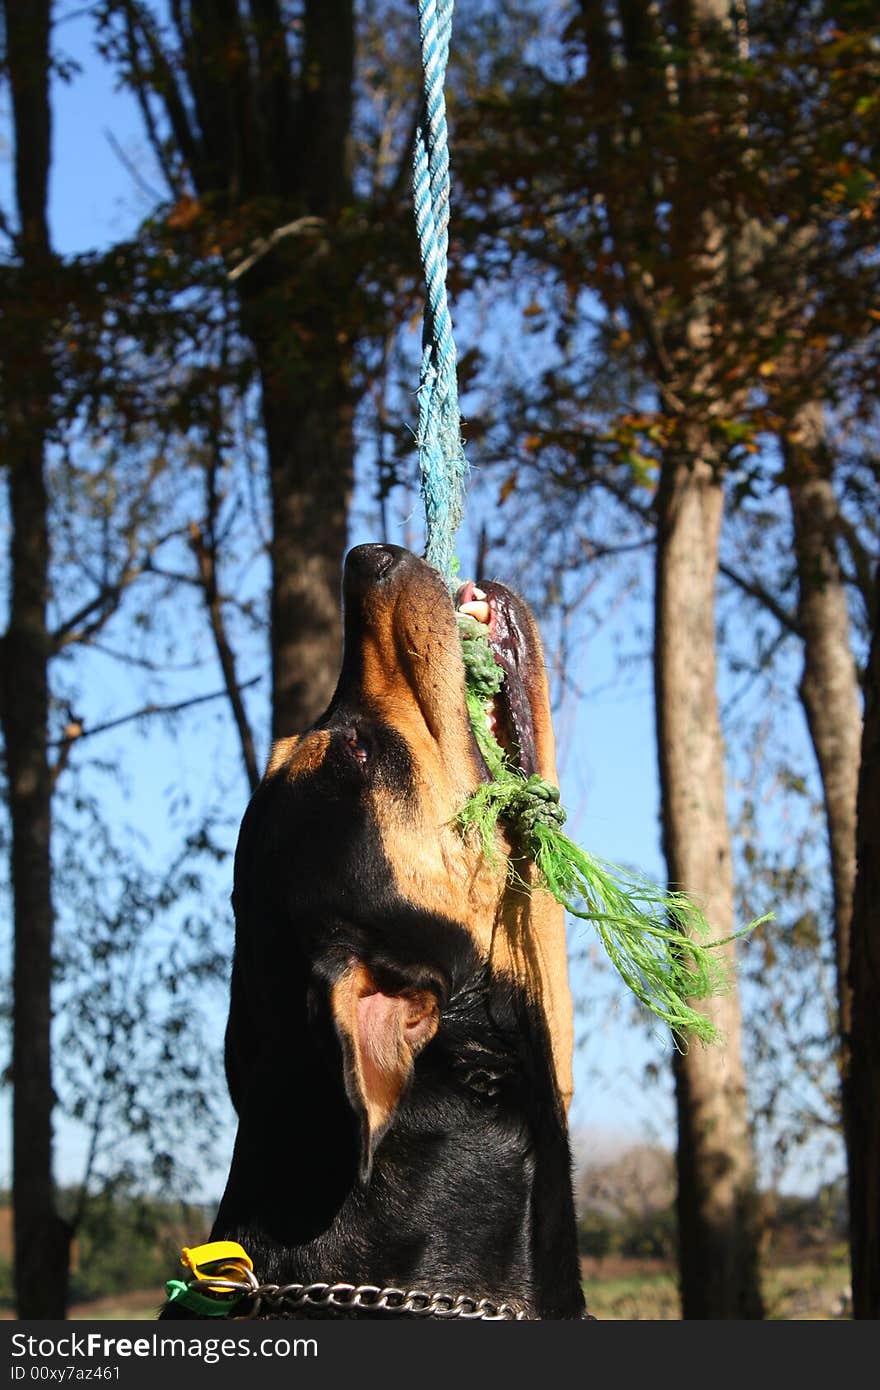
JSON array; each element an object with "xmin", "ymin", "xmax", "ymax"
[{"xmin": 229, "ymin": 544, "xmax": 572, "ymax": 1182}]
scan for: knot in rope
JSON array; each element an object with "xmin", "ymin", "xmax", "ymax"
[
  {"xmin": 504, "ymin": 777, "xmax": 568, "ymax": 842},
  {"xmin": 413, "ymin": 0, "xmax": 468, "ymax": 585}
]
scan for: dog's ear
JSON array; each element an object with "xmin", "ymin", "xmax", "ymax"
[{"xmin": 331, "ymin": 961, "xmax": 439, "ymax": 1182}]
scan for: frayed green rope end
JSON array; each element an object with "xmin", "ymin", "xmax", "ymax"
[{"xmin": 457, "ymin": 612, "xmax": 770, "ymax": 1046}]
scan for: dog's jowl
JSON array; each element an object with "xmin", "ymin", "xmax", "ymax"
[{"xmin": 165, "ymin": 544, "xmax": 586, "ymax": 1320}]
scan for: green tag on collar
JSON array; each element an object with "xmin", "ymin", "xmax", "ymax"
[{"xmin": 165, "ymin": 1278, "xmax": 245, "ymax": 1318}]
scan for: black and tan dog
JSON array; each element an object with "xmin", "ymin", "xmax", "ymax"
[{"xmin": 168, "ymin": 543, "xmax": 585, "ymax": 1319}]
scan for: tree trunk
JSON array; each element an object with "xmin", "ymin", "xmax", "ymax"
[
  {"xmin": 0, "ymin": 0, "xmax": 71, "ymax": 1318},
  {"xmin": 845, "ymin": 561, "xmax": 880, "ymax": 1318},
  {"xmin": 654, "ymin": 438, "xmax": 764, "ymax": 1319},
  {"xmin": 158, "ymin": 0, "xmax": 357, "ymax": 744},
  {"xmin": 253, "ymin": 0, "xmax": 355, "ymax": 742},
  {"xmin": 783, "ymin": 404, "xmax": 862, "ymax": 1059},
  {"xmin": 243, "ymin": 298, "xmax": 355, "ymax": 742}
]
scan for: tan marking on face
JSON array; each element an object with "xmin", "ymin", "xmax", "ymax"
[
  {"xmin": 356, "ymin": 569, "xmax": 482, "ymax": 803},
  {"xmin": 266, "ymin": 730, "xmax": 331, "ymax": 780},
  {"xmin": 348, "ymin": 555, "xmax": 574, "ymax": 1114},
  {"xmin": 371, "ymin": 761, "xmax": 573, "ymax": 1115},
  {"xmin": 265, "ymin": 735, "xmax": 300, "ymax": 777},
  {"xmin": 494, "ymin": 871, "xmax": 574, "ymax": 1114}
]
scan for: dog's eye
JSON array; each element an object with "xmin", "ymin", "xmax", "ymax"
[{"xmin": 343, "ymin": 727, "xmax": 370, "ymax": 766}]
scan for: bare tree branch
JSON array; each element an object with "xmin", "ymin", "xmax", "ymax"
[
  {"xmin": 51, "ymin": 520, "xmax": 184, "ymax": 651},
  {"xmin": 122, "ymin": 0, "xmax": 202, "ymax": 188},
  {"xmin": 52, "ymin": 572, "xmax": 143, "ymax": 651},
  {"xmin": 720, "ymin": 561, "xmax": 802, "ymax": 637},
  {"xmin": 49, "ymin": 678, "xmax": 261, "ymax": 762},
  {"xmin": 146, "ymin": 562, "xmax": 266, "ymax": 625},
  {"xmin": 189, "ymin": 515, "xmax": 261, "ymax": 792},
  {"xmin": 227, "ymin": 216, "xmax": 326, "ymax": 283},
  {"xmin": 104, "ymin": 126, "xmax": 166, "ymax": 206}
]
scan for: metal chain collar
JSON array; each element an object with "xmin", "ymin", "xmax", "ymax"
[{"xmin": 186, "ymin": 1268, "xmax": 532, "ymax": 1320}]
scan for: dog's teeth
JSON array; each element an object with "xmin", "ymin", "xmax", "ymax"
[
  {"xmin": 459, "ymin": 600, "xmax": 490, "ymax": 623},
  {"xmin": 472, "ymin": 587, "xmax": 487, "ymax": 600}
]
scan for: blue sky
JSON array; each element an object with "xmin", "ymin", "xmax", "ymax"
[{"xmin": 0, "ymin": 6, "xmax": 838, "ymax": 1203}]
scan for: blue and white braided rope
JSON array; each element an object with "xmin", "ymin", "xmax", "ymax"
[{"xmin": 413, "ymin": 0, "xmax": 468, "ymax": 584}]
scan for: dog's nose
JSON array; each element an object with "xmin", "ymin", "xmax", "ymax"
[{"xmin": 345, "ymin": 544, "xmax": 408, "ymax": 585}]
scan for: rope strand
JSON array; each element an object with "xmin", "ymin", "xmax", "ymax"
[{"xmin": 413, "ymin": 0, "xmax": 468, "ymax": 584}]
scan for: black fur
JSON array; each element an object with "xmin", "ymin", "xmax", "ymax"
[{"xmin": 161, "ymin": 545, "xmax": 585, "ymax": 1320}]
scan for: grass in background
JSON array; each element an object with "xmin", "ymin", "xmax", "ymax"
[{"xmin": 583, "ymin": 1247, "xmax": 851, "ymax": 1320}]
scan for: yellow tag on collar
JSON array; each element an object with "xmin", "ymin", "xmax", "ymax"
[{"xmin": 180, "ymin": 1241, "xmax": 253, "ymax": 1291}]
